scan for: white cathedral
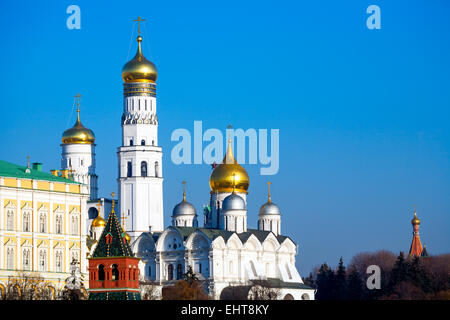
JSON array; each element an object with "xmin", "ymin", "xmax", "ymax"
[{"xmin": 58, "ymin": 25, "xmax": 315, "ymax": 300}]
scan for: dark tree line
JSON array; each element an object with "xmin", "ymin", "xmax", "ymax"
[{"xmin": 304, "ymin": 251, "xmax": 450, "ymax": 300}]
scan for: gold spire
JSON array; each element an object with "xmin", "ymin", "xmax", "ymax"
[
  {"xmin": 62, "ymin": 94, "xmax": 95, "ymax": 144},
  {"xmin": 26, "ymin": 155, "xmax": 30, "ymax": 169},
  {"xmin": 267, "ymin": 181, "xmax": 272, "ymax": 203},
  {"xmin": 209, "ymin": 126, "xmax": 250, "ymax": 194},
  {"xmin": 111, "ymin": 192, "xmax": 116, "ymax": 213},
  {"xmin": 182, "ymin": 181, "xmax": 186, "ymax": 202},
  {"xmin": 122, "ymin": 16, "xmax": 157, "ymax": 83}
]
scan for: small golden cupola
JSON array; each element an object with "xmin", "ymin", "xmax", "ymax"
[
  {"xmin": 62, "ymin": 94, "xmax": 95, "ymax": 145},
  {"xmin": 209, "ymin": 138, "xmax": 250, "ymax": 194},
  {"xmin": 122, "ymin": 17, "xmax": 157, "ymax": 83}
]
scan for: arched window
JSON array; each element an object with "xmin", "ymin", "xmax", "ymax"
[
  {"xmin": 39, "ymin": 213, "xmax": 46, "ymax": 233},
  {"xmin": 130, "ymin": 139, "xmax": 134, "ymax": 146},
  {"xmin": 177, "ymin": 264, "xmax": 183, "ymax": 280},
  {"xmin": 7, "ymin": 210, "xmax": 14, "ymax": 231},
  {"xmin": 152, "ymin": 140, "xmax": 155, "ymax": 146},
  {"xmin": 71, "ymin": 216, "xmax": 79, "ymax": 235},
  {"xmin": 98, "ymin": 264, "xmax": 105, "ymax": 281},
  {"xmin": 55, "ymin": 251, "xmax": 62, "ymax": 272},
  {"xmin": 23, "ymin": 211, "xmax": 30, "ymax": 232},
  {"xmin": 141, "ymin": 139, "xmax": 145, "ymax": 146},
  {"xmin": 39, "ymin": 250, "xmax": 47, "ymax": 272},
  {"xmin": 148, "ymin": 265, "xmax": 152, "ymax": 278},
  {"xmin": 55, "ymin": 215, "xmax": 62, "ymax": 234},
  {"xmin": 155, "ymin": 162, "xmax": 159, "ymax": 177},
  {"xmin": 127, "ymin": 161, "xmax": 132, "ymax": 177},
  {"xmin": 23, "ymin": 249, "xmax": 30, "ymax": 270},
  {"xmin": 112, "ymin": 264, "xmax": 119, "ymax": 281},
  {"xmin": 7, "ymin": 247, "xmax": 14, "ymax": 269},
  {"xmin": 141, "ymin": 161, "xmax": 148, "ymax": 177},
  {"xmin": 168, "ymin": 264, "xmax": 174, "ymax": 281}
]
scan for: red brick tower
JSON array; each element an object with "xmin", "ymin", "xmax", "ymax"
[
  {"xmin": 88, "ymin": 194, "xmax": 141, "ymax": 300},
  {"xmin": 409, "ymin": 208, "xmax": 423, "ymax": 257}
]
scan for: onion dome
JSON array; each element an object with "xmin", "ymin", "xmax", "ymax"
[
  {"xmin": 209, "ymin": 139, "xmax": 249, "ymax": 193},
  {"xmin": 222, "ymin": 193, "xmax": 246, "ymax": 211},
  {"xmin": 62, "ymin": 107, "xmax": 95, "ymax": 144},
  {"xmin": 411, "ymin": 209, "xmax": 420, "ymax": 225},
  {"xmin": 124, "ymin": 232, "xmax": 131, "ymax": 242},
  {"xmin": 259, "ymin": 182, "xmax": 281, "ymax": 215},
  {"xmin": 122, "ymin": 35, "xmax": 157, "ymax": 83},
  {"xmin": 259, "ymin": 202, "xmax": 281, "ymax": 216},
  {"xmin": 92, "ymin": 214, "xmax": 106, "ymax": 228},
  {"xmin": 172, "ymin": 182, "xmax": 197, "ymax": 217}
]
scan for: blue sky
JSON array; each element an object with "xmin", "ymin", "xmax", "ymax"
[{"xmin": 1, "ymin": 0, "xmax": 449, "ymax": 274}]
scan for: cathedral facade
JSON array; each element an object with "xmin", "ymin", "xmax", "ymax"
[
  {"xmin": 56, "ymin": 20, "xmax": 315, "ymax": 300},
  {"xmin": 114, "ymin": 26, "xmax": 315, "ymax": 300}
]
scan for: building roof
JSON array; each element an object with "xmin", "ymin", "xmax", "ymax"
[
  {"xmin": 173, "ymin": 226, "xmax": 293, "ymax": 244},
  {"xmin": 0, "ymin": 159, "xmax": 80, "ymax": 184},
  {"xmin": 91, "ymin": 206, "xmax": 134, "ymax": 258},
  {"xmin": 261, "ymin": 278, "xmax": 314, "ymax": 290}
]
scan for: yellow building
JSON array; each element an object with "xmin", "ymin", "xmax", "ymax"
[{"xmin": 0, "ymin": 160, "xmax": 89, "ymax": 299}]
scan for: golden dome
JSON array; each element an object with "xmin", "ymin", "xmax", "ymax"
[
  {"xmin": 122, "ymin": 35, "xmax": 157, "ymax": 83},
  {"xmin": 62, "ymin": 109, "xmax": 95, "ymax": 144},
  {"xmin": 124, "ymin": 232, "xmax": 131, "ymax": 242},
  {"xmin": 209, "ymin": 140, "xmax": 249, "ymax": 194},
  {"xmin": 411, "ymin": 210, "xmax": 420, "ymax": 225},
  {"xmin": 92, "ymin": 214, "xmax": 106, "ymax": 228}
]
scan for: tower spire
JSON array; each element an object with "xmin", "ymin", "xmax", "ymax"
[
  {"xmin": 182, "ymin": 180, "xmax": 186, "ymax": 202},
  {"xmin": 409, "ymin": 206, "xmax": 424, "ymax": 257},
  {"xmin": 74, "ymin": 93, "xmax": 81, "ymax": 122}
]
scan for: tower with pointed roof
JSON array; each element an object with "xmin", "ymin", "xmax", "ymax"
[
  {"xmin": 206, "ymin": 137, "xmax": 250, "ymax": 229},
  {"xmin": 409, "ymin": 208, "xmax": 425, "ymax": 257},
  {"xmin": 118, "ymin": 18, "xmax": 164, "ymax": 241},
  {"xmin": 88, "ymin": 194, "xmax": 141, "ymax": 300},
  {"xmin": 61, "ymin": 93, "xmax": 98, "ymax": 199}
]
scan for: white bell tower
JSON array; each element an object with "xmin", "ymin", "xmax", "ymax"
[{"xmin": 118, "ymin": 18, "xmax": 164, "ymax": 241}]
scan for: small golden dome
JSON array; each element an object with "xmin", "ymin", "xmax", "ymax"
[
  {"xmin": 92, "ymin": 214, "xmax": 106, "ymax": 228},
  {"xmin": 122, "ymin": 35, "xmax": 157, "ymax": 83},
  {"xmin": 62, "ymin": 109, "xmax": 95, "ymax": 144},
  {"xmin": 411, "ymin": 210, "xmax": 420, "ymax": 225},
  {"xmin": 209, "ymin": 140, "xmax": 249, "ymax": 194},
  {"xmin": 124, "ymin": 232, "xmax": 131, "ymax": 242}
]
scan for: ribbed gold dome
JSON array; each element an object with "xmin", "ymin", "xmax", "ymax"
[
  {"xmin": 209, "ymin": 140, "xmax": 249, "ymax": 194},
  {"xmin": 92, "ymin": 214, "xmax": 106, "ymax": 228},
  {"xmin": 122, "ymin": 35, "xmax": 157, "ymax": 83},
  {"xmin": 62, "ymin": 109, "xmax": 95, "ymax": 144}
]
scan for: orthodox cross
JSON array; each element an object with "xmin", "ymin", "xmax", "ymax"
[
  {"xmin": 110, "ymin": 192, "xmax": 116, "ymax": 211},
  {"xmin": 133, "ymin": 16, "xmax": 146, "ymax": 35},
  {"xmin": 121, "ymin": 212, "xmax": 128, "ymax": 229},
  {"xmin": 26, "ymin": 155, "xmax": 30, "ymax": 168},
  {"xmin": 96, "ymin": 200, "xmax": 101, "ymax": 215},
  {"xmin": 74, "ymin": 93, "xmax": 81, "ymax": 115},
  {"xmin": 232, "ymin": 172, "xmax": 236, "ymax": 193},
  {"xmin": 267, "ymin": 181, "xmax": 272, "ymax": 203}
]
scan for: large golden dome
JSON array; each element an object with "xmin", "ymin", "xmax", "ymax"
[
  {"xmin": 62, "ymin": 109, "xmax": 95, "ymax": 144},
  {"xmin": 122, "ymin": 35, "xmax": 157, "ymax": 83},
  {"xmin": 209, "ymin": 140, "xmax": 249, "ymax": 194}
]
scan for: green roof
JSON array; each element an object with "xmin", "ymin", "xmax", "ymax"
[
  {"xmin": 0, "ymin": 160, "xmax": 80, "ymax": 184},
  {"xmin": 91, "ymin": 208, "xmax": 134, "ymax": 258}
]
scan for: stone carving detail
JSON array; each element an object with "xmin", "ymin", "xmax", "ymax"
[{"xmin": 121, "ymin": 112, "xmax": 158, "ymax": 125}]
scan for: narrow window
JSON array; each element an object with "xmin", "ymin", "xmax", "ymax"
[
  {"xmin": 141, "ymin": 139, "xmax": 145, "ymax": 146},
  {"xmin": 98, "ymin": 264, "xmax": 105, "ymax": 281},
  {"xmin": 127, "ymin": 161, "xmax": 132, "ymax": 177},
  {"xmin": 155, "ymin": 162, "xmax": 159, "ymax": 177},
  {"xmin": 177, "ymin": 264, "xmax": 183, "ymax": 280},
  {"xmin": 141, "ymin": 161, "xmax": 148, "ymax": 177},
  {"xmin": 168, "ymin": 264, "xmax": 174, "ymax": 281},
  {"xmin": 130, "ymin": 139, "xmax": 134, "ymax": 146},
  {"xmin": 112, "ymin": 264, "xmax": 119, "ymax": 281}
]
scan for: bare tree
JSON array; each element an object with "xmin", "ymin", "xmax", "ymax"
[
  {"xmin": 248, "ymin": 279, "xmax": 281, "ymax": 300},
  {"xmin": 4, "ymin": 273, "xmax": 54, "ymax": 300},
  {"xmin": 139, "ymin": 276, "xmax": 160, "ymax": 300}
]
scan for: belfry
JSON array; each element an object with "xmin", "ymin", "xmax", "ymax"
[{"xmin": 88, "ymin": 194, "xmax": 141, "ymax": 300}]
